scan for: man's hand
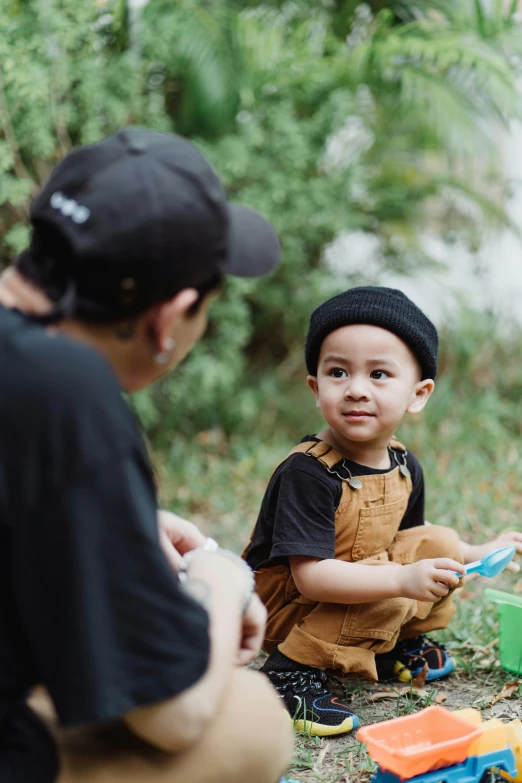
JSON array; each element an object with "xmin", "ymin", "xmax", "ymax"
[
  {"xmin": 157, "ymin": 512, "xmax": 265, "ymax": 664},
  {"xmin": 236, "ymin": 593, "xmax": 267, "ymax": 666},
  {"xmin": 157, "ymin": 509, "xmax": 206, "ymax": 571},
  {"xmin": 398, "ymin": 558, "xmax": 464, "ymax": 602},
  {"xmin": 461, "ymin": 531, "xmax": 522, "ymax": 573}
]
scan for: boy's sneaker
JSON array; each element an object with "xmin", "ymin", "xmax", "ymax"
[
  {"xmin": 375, "ymin": 635, "xmax": 454, "ymax": 683},
  {"xmin": 266, "ymin": 669, "xmax": 360, "ymax": 737}
]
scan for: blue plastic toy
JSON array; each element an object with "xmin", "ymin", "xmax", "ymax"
[
  {"xmin": 456, "ymin": 545, "xmax": 516, "ymax": 579},
  {"xmin": 372, "ymin": 748, "xmax": 517, "ymax": 783}
]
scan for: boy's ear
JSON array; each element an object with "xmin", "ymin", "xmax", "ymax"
[
  {"xmin": 306, "ymin": 375, "xmax": 321, "ymax": 408},
  {"xmin": 407, "ymin": 379, "xmax": 435, "ymax": 414}
]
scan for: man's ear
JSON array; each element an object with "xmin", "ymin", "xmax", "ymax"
[
  {"xmin": 148, "ymin": 288, "xmax": 199, "ymax": 352},
  {"xmin": 307, "ymin": 375, "xmax": 321, "ymax": 408},
  {"xmin": 407, "ymin": 378, "xmax": 435, "ymax": 414}
]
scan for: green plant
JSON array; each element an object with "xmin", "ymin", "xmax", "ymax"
[{"xmin": 2, "ymin": 1, "xmax": 522, "ymax": 441}]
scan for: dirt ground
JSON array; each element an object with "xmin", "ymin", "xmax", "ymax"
[
  {"xmin": 250, "ymin": 655, "xmax": 522, "ymax": 783},
  {"xmin": 293, "ymin": 675, "xmax": 522, "ymax": 783}
]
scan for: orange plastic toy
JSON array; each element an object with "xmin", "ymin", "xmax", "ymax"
[{"xmin": 356, "ymin": 706, "xmax": 483, "ymax": 779}]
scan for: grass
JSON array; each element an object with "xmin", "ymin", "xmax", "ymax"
[{"xmin": 150, "ymin": 320, "xmax": 522, "ymax": 783}]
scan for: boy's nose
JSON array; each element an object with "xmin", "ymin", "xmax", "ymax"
[{"xmin": 344, "ymin": 380, "xmax": 370, "ymax": 401}]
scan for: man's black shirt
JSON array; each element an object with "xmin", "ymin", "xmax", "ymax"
[{"xmin": 0, "ymin": 307, "xmax": 209, "ymax": 777}]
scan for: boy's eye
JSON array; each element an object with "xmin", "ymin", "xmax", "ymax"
[
  {"xmin": 370, "ymin": 370, "xmax": 390, "ymax": 380},
  {"xmin": 330, "ymin": 368, "xmax": 347, "ymax": 378}
]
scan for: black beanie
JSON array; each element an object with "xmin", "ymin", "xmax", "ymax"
[{"xmin": 305, "ymin": 286, "xmax": 438, "ymax": 379}]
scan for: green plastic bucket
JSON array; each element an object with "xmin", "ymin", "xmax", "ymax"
[{"xmin": 485, "ymin": 588, "xmax": 522, "ymax": 674}]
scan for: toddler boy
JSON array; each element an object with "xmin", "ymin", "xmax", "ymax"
[{"xmin": 243, "ymin": 287, "xmax": 521, "ymax": 737}]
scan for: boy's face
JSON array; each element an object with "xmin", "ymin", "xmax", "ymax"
[{"xmin": 307, "ymin": 324, "xmax": 434, "ymax": 450}]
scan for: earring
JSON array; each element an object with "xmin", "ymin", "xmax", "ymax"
[{"xmin": 154, "ymin": 337, "xmax": 176, "ymax": 366}]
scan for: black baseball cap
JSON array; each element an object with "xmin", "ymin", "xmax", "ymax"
[{"xmin": 24, "ymin": 128, "xmax": 280, "ymax": 321}]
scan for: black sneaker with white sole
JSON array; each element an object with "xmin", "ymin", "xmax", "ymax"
[{"xmin": 266, "ymin": 669, "xmax": 360, "ymax": 737}]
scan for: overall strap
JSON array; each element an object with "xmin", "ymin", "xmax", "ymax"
[
  {"xmin": 290, "ymin": 439, "xmax": 407, "ymax": 468},
  {"xmin": 262, "ymin": 438, "xmax": 409, "ymax": 497},
  {"xmin": 285, "ymin": 441, "xmax": 344, "ymax": 471},
  {"xmin": 241, "ymin": 440, "xmax": 342, "ymax": 559},
  {"xmin": 389, "ymin": 437, "xmax": 407, "ymax": 453}
]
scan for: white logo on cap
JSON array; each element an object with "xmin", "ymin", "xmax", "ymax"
[{"xmin": 50, "ymin": 191, "xmax": 91, "ymax": 224}]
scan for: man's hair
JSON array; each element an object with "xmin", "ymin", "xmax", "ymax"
[
  {"xmin": 187, "ymin": 274, "xmax": 223, "ymax": 316},
  {"xmin": 16, "ymin": 228, "xmax": 222, "ymax": 325}
]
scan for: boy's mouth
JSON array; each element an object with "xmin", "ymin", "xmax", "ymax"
[{"xmin": 343, "ymin": 410, "xmax": 374, "ymax": 419}]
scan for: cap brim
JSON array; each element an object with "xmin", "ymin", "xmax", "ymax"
[{"xmin": 226, "ymin": 204, "xmax": 280, "ymax": 278}]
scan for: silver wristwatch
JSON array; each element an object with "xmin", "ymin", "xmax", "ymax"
[{"xmin": 179, "ymin": 538, "xmax": 255, "ymax": 614}]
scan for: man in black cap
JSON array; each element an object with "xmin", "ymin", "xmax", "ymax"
[{"xmin": 0, "ymin": 128, "xmax": 292, "ymax": 782}]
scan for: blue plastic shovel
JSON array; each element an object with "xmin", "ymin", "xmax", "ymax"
[{"xmin": 459, "ymin": 545, "xmax": 517, "ymax": 578}]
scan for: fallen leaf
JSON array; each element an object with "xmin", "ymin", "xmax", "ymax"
[
  {"xmin": 367, "ymin": 684, "xmax": 433, "ymax": 702},
  {"xmin": 435, "ymin": 692, "xmax": 448, "ymax": 704},
  {"xmin": 367, "ymin": 691, "xmax": 399, "ymax": 702},
  {"xmin": 398, "ymin": 686, "xmax": 431, "ymax": 699},
  {"xmin": 489, "ymin": 681, "xmax": 520, "ymax": 706},
  {"xmin": 514, "ymin": 579, "xmax": 522, "ymax": 594},
  {"xmin": 412, "ymin": 662, "xmax": 429, "ymax": 687}
]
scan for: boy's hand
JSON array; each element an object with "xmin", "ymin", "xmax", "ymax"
[
  {"xmin": 462, "ymin": 531, "xmax": 522, "ymax": 573},
  {"xmin": 398, "ymin": 558, "xmax": 465, "ymax": 601}
]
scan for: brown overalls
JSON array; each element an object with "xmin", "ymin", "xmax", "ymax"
[{"xmin": 252, "ymin": 440, "xmax": 462, "ymax": 681}]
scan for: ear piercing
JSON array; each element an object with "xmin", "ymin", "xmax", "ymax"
[{"xmin": 154, "ymin": 337, "xmax": 176, "ymax": 365}]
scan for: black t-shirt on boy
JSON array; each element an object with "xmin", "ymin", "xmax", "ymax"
[{"xmin": 246, "ymin": 435, "xmax": 425, "ymax": 571}]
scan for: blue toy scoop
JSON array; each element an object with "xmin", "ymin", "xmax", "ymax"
[{"xmin": 463, "ymin": 545, "xmax": 516, "ymax": 578}]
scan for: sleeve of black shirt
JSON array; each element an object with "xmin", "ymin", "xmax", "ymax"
[
  {"xmin": 269, "ymin": 461, "xmax": 338, "ymax": 561},
  {"xmin": 10, "ymin": 447, "xmax": 210, "ymax": 728},
  {"xmin": 398, "ymin": 451, "xmax": 425, "ymax": 530}
]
